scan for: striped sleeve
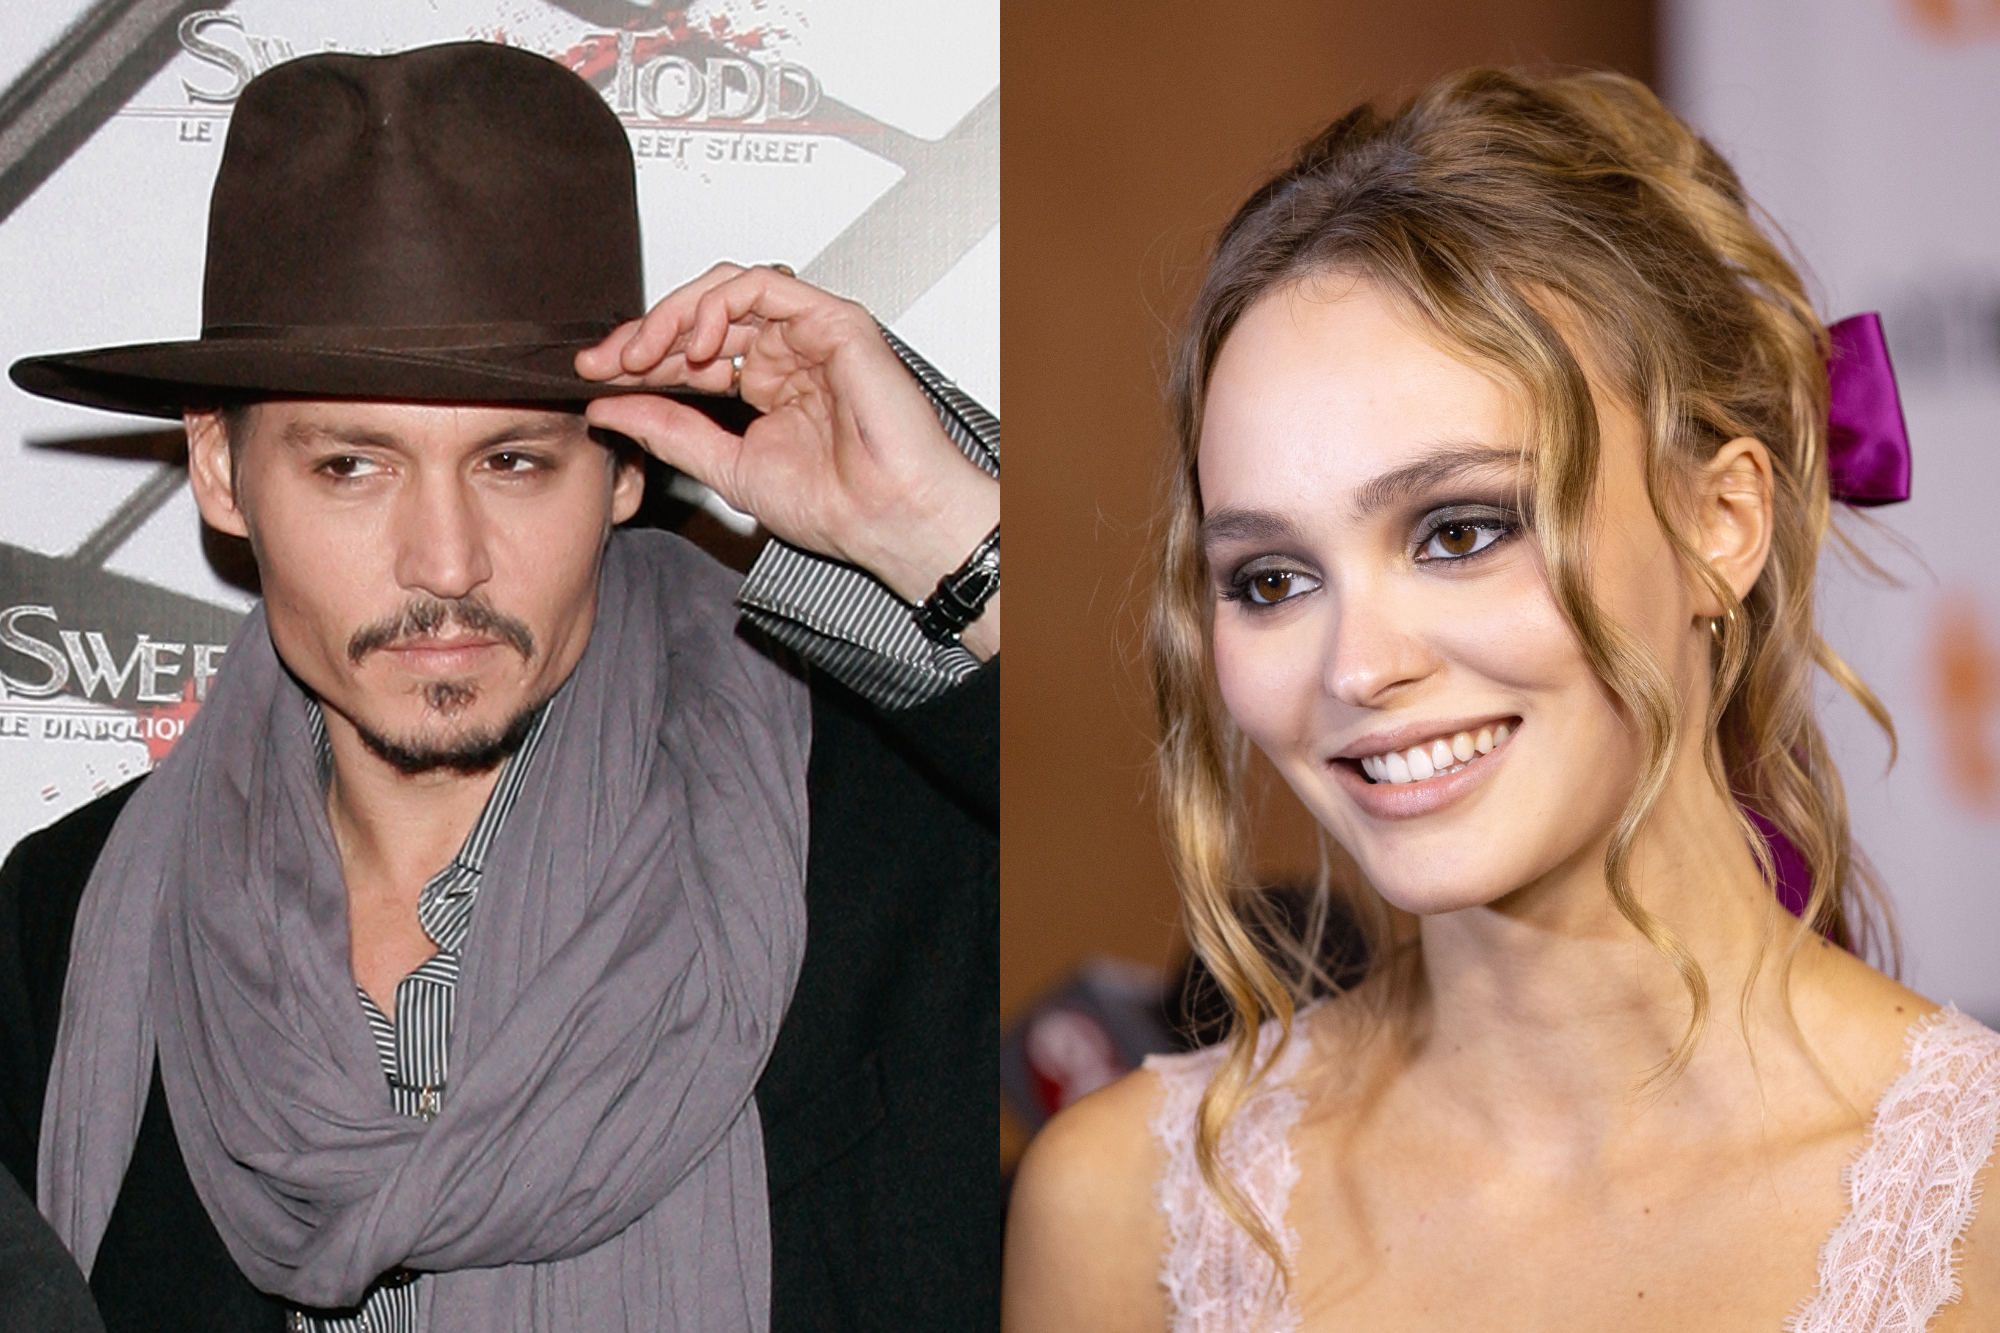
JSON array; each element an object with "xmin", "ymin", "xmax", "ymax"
[{"xmin": 736, "ymin": 327, "xmax": 999, "ymax": 711}]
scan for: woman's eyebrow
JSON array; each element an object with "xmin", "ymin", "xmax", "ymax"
[
  {"xmin": 1199, "ymin": 445, "xmax": 1527, "ymax": 548},
  {"xmin": 1198, "ymin": 507, "xmax": 1302, "ymax": 548},
  {"xmin": 1348, "ymin": 443, "xmax": 1528, "ymax": 517}
]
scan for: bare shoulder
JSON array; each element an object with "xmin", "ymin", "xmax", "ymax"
[
  {"xmin": 1787, "ymin": 931, "xmax": 1944, "ymax": 1102},
  {"xmin": 1003, "ymin": 1065, "xmax": 1171, "ymax": 1333}
]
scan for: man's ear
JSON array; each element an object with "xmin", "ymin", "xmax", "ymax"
[
  {"xmin": 609, "ymin": 447, "xmax": 645, "ymax": 525},
  {"xmin": 1692, "ymin": 436, "xmax": 1774, "ymax": 615},
  {"xmin": 185, "ymin": 409, "xmax": 250, "ymax": 539}
]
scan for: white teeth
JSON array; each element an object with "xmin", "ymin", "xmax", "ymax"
[{"xmin": 1358, "ymin": 723, "xmax": 1515, "ymax": 785}]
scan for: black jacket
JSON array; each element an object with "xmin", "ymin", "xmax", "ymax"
[
  {"xmin": 0, "ymin": 1167, "xmax": 100, "ymax": 1333},
  {"xmin": 0, "ymin": 663, "xmax": 998, "ymax": 1333}
]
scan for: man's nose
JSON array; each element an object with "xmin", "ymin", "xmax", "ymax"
[
  {"xmin": 391, "ymin": 469, "xmax": 493, "ymax": 601},
  {"xmin": 1322, "ymin": 583, "xmax": 1434, "ymax": 707}
]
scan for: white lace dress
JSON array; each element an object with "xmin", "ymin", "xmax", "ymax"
[{"xmin": 1145, "ymin": 1007, "xmax": 2000, "ymax": 1333}]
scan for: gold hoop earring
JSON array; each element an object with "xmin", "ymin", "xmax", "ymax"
[{"xmin": 1708, "ymin": 606, "xmax": 1737, "ymax": 646}]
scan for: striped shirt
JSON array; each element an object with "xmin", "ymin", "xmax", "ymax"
[
  {"xmin": 290, "ymin": 702, "xmax": 549, "ymax": 1333},
  {"xmin": 737, "ymin": 328, "xmax": 1001, "ymax": 711}
]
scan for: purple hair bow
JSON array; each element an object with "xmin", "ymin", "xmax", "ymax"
[{"xmin": 1825, "ymin": 312, "xmax": 1911, "ymax": 506}]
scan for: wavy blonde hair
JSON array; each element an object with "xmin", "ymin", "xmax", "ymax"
[{"xmin": 1147, "ymin": 68, "xmax": 1897, "ymax": 1275}]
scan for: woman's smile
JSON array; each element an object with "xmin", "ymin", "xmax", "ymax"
[
  {"xmin": 1344, "ymin": 716, "xmax": 1515, "ymax": 783},
  {"xmin": 1331, "ymin": 717, "xmax": 1518, "ymax": 819}
]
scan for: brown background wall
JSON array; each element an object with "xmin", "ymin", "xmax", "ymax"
[{"xmin": 999, "ymin": 0, "xmax": 1655, "ymax": 1146}]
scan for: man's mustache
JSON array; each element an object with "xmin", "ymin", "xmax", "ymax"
[{"xmin": 347, "ymin": 597, "xmax": 537, "ymax": 665}]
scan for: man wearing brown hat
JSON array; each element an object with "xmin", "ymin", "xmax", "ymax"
[{"xmin": 0, "ymin": 40, "xmax": 996, "ymax": 1333}]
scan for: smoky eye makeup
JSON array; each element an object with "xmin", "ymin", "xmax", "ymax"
[
  {"xmin": 1408, "ymin": 498, "xmax": 1524, "ymax": 565},
  {"xmin": 1204, "ymin": 478, "xmax": 1529, "ymax": 607},
  {"xmin": 1215, "ymin": 553, "xmax": 1322, "ymax": 608}
]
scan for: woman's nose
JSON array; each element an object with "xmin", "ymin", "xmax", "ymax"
[{"xmin": 1321, "ymin": 584, "xmax": 1433, "ymax": 707}]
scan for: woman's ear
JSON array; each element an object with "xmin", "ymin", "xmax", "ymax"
[
  {"xmin": 185, "ymin": 409, "xmax": 251, "ymax": 539},
  {"xmin": 1693, "ymin": 436, "xmax": 1774, "ymax": 614}
]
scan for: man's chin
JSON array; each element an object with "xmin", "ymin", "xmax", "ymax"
[{"xmin": 353, "ymin": 700, "xmax": 544, "ymax": 776}]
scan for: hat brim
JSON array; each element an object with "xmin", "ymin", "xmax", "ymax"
[{"xmin": 9, "ymin": 336, "xmax": 709, "ymax": 419}]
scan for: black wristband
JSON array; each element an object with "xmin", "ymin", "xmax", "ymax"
[{"xmin": 915, "ymin": 525, "xmax": 1000, "ymax": 645}]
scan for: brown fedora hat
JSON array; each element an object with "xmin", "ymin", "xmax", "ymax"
[{"xmin": 11, "ymin": 41, "xmax": 662, "ymax": 419}]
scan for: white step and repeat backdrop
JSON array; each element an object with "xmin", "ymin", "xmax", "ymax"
[
  {"xmin": 0, "ymin": 0, "xmax": 997, "ymax": 853},
  {"xmin": 1666, "ymin": 0, "xmax": 2000, "ymax": 1016}
]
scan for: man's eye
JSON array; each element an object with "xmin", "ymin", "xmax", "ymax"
[
  {"xmin": 319, "ymin": 455, "xmax": 376, "ymax": 479},
  {"xmin": 486, "ymin": 451, "xmax": 540, "ymax": 474}
]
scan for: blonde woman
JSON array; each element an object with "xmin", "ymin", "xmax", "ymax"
[{"xmin": 1004, "ymin": 70, "xmax": 2000, "ymax": 1332}]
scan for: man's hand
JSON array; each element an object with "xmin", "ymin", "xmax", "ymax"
[{"xmin": 577, "ymin": 264, "xmax": 999, "ymax": 659}]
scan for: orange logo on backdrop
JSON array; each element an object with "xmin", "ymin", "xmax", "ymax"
[
  {"xmin": 1932, "ymin": 593, "xmax": 2000, "ymax": 811},
  {"xmin": 1904, "ymin": 0, "xmax": 2000, "ymax": 41}
]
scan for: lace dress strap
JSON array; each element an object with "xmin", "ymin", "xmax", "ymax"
[
  {"xmin": 1145, "ymin": 1021, "xmax": 1312, "ymax": 1333},
  {"xmin": 1790, "ymin": 1006, "xmax": 2000, "ymax": 1333}
]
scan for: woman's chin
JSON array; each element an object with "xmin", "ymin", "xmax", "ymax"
[
  {"xmin": 1338, "ymin": 832, "xmax": 1548, "ymax": 917},
  {"xmin": 1364, "ymin": 875, "xmax": 1520, "ymax": 919}
]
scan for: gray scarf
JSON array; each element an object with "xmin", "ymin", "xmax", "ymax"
[{"xmin": 39, "ymin": 530, "xmax": 810, "ymax": 1331}]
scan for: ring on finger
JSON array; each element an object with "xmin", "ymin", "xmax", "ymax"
[
  {"xmin": 768, "ymin": 262, "xmax": 795, "ymax": 278},
  {"xmin": 728, "ymin": 353, "xmax": 745, "ymax": 397}
]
